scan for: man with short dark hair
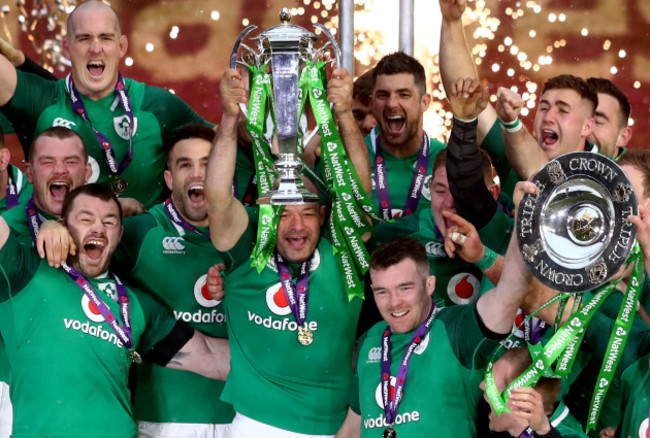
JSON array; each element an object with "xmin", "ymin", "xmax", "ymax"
[
  {"xmin": 586, "ymin": 77, "xmax": 632, "ymax": 159},
  {"xmin": 0, "ymin": 183, "xmax": 229, "ymax": 437},
  {"xmin": 352, "ymin": 69, "xmax": 377, "ymax": 137},
  {"xmin": 336, "ymin": 229, "xmax": 532, "ymax": 437},
  {"xmin": 0, "ymin": 0, "xmax": 210, "ymax": 208},
  {"xmin": 367, "ymin": 52, "xmax": 446, "ymax": 219}
]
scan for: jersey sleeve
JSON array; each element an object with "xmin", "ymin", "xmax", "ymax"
[
  {"xmin": 439, "ymin": 304, "xmax": 501, "ymax": 370},
  {"xmin": 480, "ymin": 119, "xmax": 520, "ymax": 198},
  {"xmin": 0, "ymin": 232, "xmax": 41, "ymax": 302},
  {"xmin": 112, "ymin": 213, "xmax": 157, "ymax": 275},
  {"xmin": 142, "ymin": 85, "xmax": 213, "ymax": 143},
  {"xmin": 0, "ymin": 70, "xmax": 60, "ymax": 153},
  {"xmin": 132, "ymin": 286, "xmax": 180, "ymax": 351}
]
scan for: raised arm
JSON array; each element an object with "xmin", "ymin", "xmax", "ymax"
[
  {"xmin": 328, "ymin": 67, "xmax": 372, "ymax": 196},
  {"xmin": 446, "ymin": 77, "xmax": 498, "ymax": 230},
  {"xmin": 438, "ymin": 0, "xmax": 497, "ymax": 143},
  {"xmin": 475, "ymin": 181, "xmax": 539, "ymax": 334},
  {"xmin": 206, "ymin": 70, "xmax": 250, "ymax": 252},
  {"xmin": 0, "ymin": 52, "xmax": 17, "ymax": 106},
  {"xmin": 496, "ymin": 87, "xmax": 548, "ymax": 180}
]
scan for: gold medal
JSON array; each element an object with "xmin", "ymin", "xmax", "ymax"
[
  {"xmin": 383, "ymin": 426, "xmax": 397, "ymax": 438},
  {"xmin": 130, "ymin": 350, "xmax": 143, "ymax": 365},
  {"xmin": 111, "ymin": 177, "xmax": 128, "ymax": 195},
  {"xmin": 297, "ymin": 326, "xmax": 313, "ymax": 346}
]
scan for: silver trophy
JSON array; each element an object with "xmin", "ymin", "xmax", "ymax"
[
  {"xmin": 517, "ymin": 152, "xmax": 638, "ymax": 292},
  {"xmin": 230, "ymin": 8, "xmax": 341, "ymax": 205}
]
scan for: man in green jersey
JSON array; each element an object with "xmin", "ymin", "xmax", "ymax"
[
  {"xmin": 336, "ymin": 208, "xmax": 533, "ymax": 437},
  {"xmin": 206, "ymin": 66, "xmax": 370, "ymax": 437},
  {"xmin": 0, "ymin": 183, "xmax": 229, "ymax": 438},
  {"xmin": 367, "ymin": 52, "xmax": 446, "ymax": 219},
  {"xmin": 0, "ymin": 127, "xmax": 32, "ymax": 214},
  {"xmin": 480, "ymin": 347, "xmax": 563, "ymax": 438},
  {"xmin": 111, "ymin": 123, "xmax": 234, "ymax": 438},
  {"xmin": 0, "ymin": 0, "xmax": 210, "ymax": 209}
]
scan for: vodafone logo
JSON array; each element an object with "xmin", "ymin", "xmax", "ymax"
[
  {"xmin": 266, "ymin": 283, "xmax": 292, "ymax": 316},
  {"xmin": 446, "ymin": 273, "xmax": 480, "ymax": 305},
  {"xmin": 194, "ymin": 274, "xmax": 220, "ymax": 308},
  {"xmin": 81, "ymin": 294, "xmax": 105, "ymax": 323}
]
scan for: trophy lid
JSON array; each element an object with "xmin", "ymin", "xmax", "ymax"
[
  {"xmin": 258, "ymin": 8, "xmax": 318, "ymax": 44},
  {"xmin": 516, "ymin": 151, "xmax": 638, "ymax": 293}
]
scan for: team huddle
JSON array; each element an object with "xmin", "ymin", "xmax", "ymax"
[{"xmin": 0, "ymin": 1, "xmax": 649, "ymax": 438}]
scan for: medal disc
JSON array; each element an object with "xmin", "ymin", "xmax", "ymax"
[
  {"xmin": 383, "ymin": 426, "xmax": 397, "ymax": 438},
  {"xmin": 111, "ymin": 177, "xmax": 128, "ymax": 195},
  {"xmin": 297, "ymin": 327, "xmax": 313, "ymax": 346}
]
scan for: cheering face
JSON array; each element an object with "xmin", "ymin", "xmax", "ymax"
[
  {"xmin": 67, "ymin": 2, "xmax": 127, "ymax": 101},
  {"xmin": 533, "ymin": 88, "xmax": 594, "ymax": 160},
  {"xmin": 352, "ymin": 98, "xmax": 378, "ymax": 137},
  {"xmin": 587, "ymin": 93, "xmax": 628, "ymax": 158},
  {"xmin": 430, "ymin": 166, "xmax": 457, "ymax": 237},
  {"xmin": 370, "ymin": 258, "xmax": 435, "ymax": 334},
  {"xmin": 372, "ymin": 73, "xmax": 429, "ymax": 152},
  {"xmin": 66, "ymin": 194, "xmax": 123, "ymax": 279},
  {"xmin": 275, "ymin": 203, "xmax": 326, "ymax": 264},
  {"xmin": 164, "ymin": 138, "xmax": 210, "ymax": 226},
  {"xmin": 26, "ymin": 136, "xmax": 91, "ymax": 216}
]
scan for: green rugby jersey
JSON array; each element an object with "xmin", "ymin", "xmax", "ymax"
[
  {"xmin": 113, "ymin": 203, "xmax": 233, "ymax": 424},
  {"xmin": 0, "ymin": 232, "xmax": 177, "ymax": 437},
  {"xmin": 2, "ymin": 70, "xmax": 209, "ymax": 208},
  {"xmin": 220, "ymin": 210, "xmax": 362, "ymax": 434}
]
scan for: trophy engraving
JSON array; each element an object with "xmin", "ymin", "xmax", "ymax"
[
  {"xmin": 547, "ymin": 160, "xmax": 566, "ymax": 185},
  {"xmin": 230, "ymin": 8, "xmax": 341, "ymax": 205},
  {"xmin": 517, "ymin": 152, "xmax": 638, "ymax": 292}
]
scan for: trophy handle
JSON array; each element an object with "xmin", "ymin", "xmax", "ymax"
[
  {"xmin": 313, "ymin": 23, "xmax": 341, "ymax": 69},
  {"xmin": 229, "ymin": 24, "xmax": 258, "ymax": 116}
]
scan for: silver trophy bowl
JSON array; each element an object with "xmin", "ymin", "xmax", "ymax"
[
  {"xmin": 230, "ymin": 8, "xmax": 341, "ymax": 205},
  {"xmin": 517, "ymin": 152, "xmax": 638, "ymax": 292}
]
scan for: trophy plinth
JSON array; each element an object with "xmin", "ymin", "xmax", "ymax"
[
  {"xmin": 231, "ymin": 8, "xmax": 340, "ymax": 205},
  {"xmin": 517, "ymin": 152, "xmax": 638, "ymax": 292}
]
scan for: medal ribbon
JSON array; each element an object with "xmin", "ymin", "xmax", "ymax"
[
  {"xmin": 381, "ymin": 302, "xmax": 436, "ymax": 426},
  {"xmin": 306, "ymin": 61, "xmax": 379, "ymax": 300},
  {"xmin": 5, "ymin": 166, "xmax": 18, "ymax": 210},
  {"xmin": 373, "ymin": 130, "xmax": 430, "ymax": 220},
  {"xmin": 275, "ymin": 252, "xmax": 310, "ymax": 327},
  {"xmin": 61, "ymin": 262, "xmax": 136, "ymax": 353},
  {"xmin": 163, "ymin": 197, "xmax": 209, "ymax": 237},
  {"xmin": 244, "ymin": 65, "xmax": 283, "ymax": 272},
  {"xmin": 67, "ymin": 73, "xmax": 134, "ymax": 177},
  {"xmin": 26, "ymin": 196, "xmax": 43, "ymax": 244},
  {"xmin": 518, "ymin": 427, "xmax": 535, "ymax": 438}
]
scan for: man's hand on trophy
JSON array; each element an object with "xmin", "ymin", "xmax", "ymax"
[
  {"xmin": 447, "ymin": 77, "xmax": 488, "ymax": 121},
  {"xmin": 327, "ymin": 68, "xmax": 354, "ymax": 117},
  {"xmin": 629, "ymin": 204, "xmax": 650, "ymax": 259},
  {"xmin": 219, "ymin": 69, "xmax": 248, "ymax": 118},
  {"xmin": 495, "ymin": 86, "xmax": 524, "ymax": 124}
]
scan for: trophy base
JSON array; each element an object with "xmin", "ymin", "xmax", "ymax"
[{"xmin": 257, "ymin": 189, "xmax": 320, "ymax": 205}]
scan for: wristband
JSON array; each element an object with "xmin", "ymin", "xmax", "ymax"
[
  {"xmin": 499, "ymin": 117, "xmax": 523, "ymax": 133},
  {"xmin": 475, "ymin": 246, "xmax": 498, "ymax": 271}
]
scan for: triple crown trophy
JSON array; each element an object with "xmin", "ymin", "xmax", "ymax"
[{"xmin": 230, "ymin": 7, "xmax": 341, "ymax": 205}]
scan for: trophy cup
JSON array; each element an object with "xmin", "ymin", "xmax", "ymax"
[
  {"xmin": 230, "ymin": 8, "xmax": 341, "ymax": 205},
  {"xmin": 517, "ymin": 152, "xmax": 638, "ymax": 292}
]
